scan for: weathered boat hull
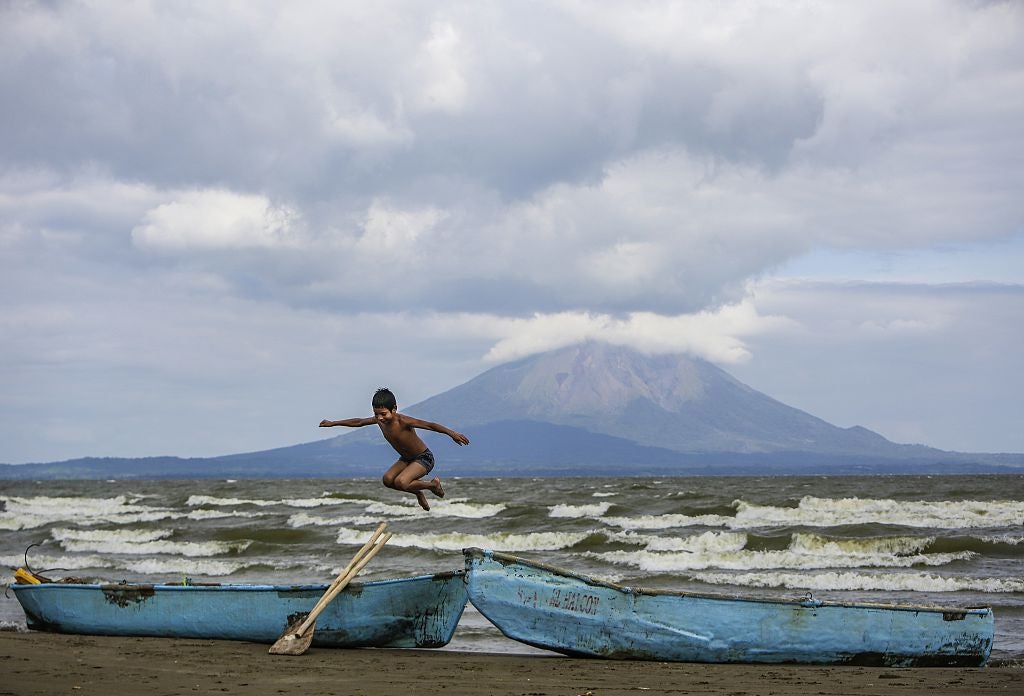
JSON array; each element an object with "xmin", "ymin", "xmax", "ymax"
[
  {"xmin": 464, "ymin": 548, "xmax": 993, "ymax": 666},
  {"xmin": 13, "ymin": 571, "xmax": 468, "ymax": 648}
]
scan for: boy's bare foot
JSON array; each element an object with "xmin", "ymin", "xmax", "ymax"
[
  {"xmin": 431, "ymin": 477, "xmax": 445, "ymax": 498},
  {"xmin": 415, "ymin": 492, "xmax": 430, "ymax": 511}
]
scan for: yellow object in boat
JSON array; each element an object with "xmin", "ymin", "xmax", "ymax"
[{"xmin": 14, "ymin": 567, "xmax": 42, "ymax": 585}]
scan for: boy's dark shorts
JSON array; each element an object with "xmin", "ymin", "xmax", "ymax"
[{"xmin": 401, "ymin": 448, "xmax": 435, "ymax": 474}]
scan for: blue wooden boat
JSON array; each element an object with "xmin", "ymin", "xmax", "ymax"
[
  {"xmin": 13, "ymin": 570, "xmax": 468, "ymax": 649},
  {"xmin": 464, "ymin": 548, "xmax": 994, "ymax": 667}
]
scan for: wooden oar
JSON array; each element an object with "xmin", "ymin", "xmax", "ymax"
[
  {"xmin": 304, "ymin": 522, "xmax": 388, "ymax": 620},
  {"xmin": 269, "ymin": 528, "xmax": 392, "ymax": 656},
  {"xmin": 269, "ymin": 525, "xmax": 392, "ymax": 656}
]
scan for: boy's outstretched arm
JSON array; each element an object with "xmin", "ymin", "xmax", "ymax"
[
  {"xmin": 405, "ymin": 416, "xmax": 470, "ymax": 446},
  {"xmin": 319, "ymin": 417, "xmax": 376, "ymax": 428}
]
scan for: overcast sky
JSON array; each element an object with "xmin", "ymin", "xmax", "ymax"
[{"xmin": 2, "ymin": 0, "xmax": 1022, "ymax": 464}]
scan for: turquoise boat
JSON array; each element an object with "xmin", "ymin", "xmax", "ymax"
[
  {"xmin": 13, "ymin": 570, "xmax": 468, "ymax": 649},
  {"xmin": 464, "ymin": 548, "xmax": 994, "ymax": 667}
]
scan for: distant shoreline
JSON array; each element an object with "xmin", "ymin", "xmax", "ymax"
[{"xmin": 3, "ymin": 462, "xmax": 1023, "ymax": 480}]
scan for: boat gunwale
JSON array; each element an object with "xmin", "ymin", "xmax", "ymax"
[
  {"xmin": 12, "ymin": 569, "xmax": 466, "ymax": 593},
  {"xmin": 464, "ymin": 547, "xmax": 992, "ymax": 616}
]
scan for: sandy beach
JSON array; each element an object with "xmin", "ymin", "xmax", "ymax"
[{"xmin": 1, "ymin": 632, "xmax": 1019, "ymax": 696}]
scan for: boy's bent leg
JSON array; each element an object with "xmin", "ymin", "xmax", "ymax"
[
  {"xmin": 382, "ymin": 460, "xmax": 407, "ymax": 490},
  {"xmin": 396, "ymin": 467, "xmax": 443, "ymax": 496},
  {"xmin": 394, "ymin": 463, "xmax": 443, "ymax": 509}
]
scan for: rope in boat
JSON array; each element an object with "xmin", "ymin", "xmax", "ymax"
[{"xmin": 23, "ymin": 542, "xmax": 70, "ymax": 576}]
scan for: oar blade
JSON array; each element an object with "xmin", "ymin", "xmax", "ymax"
[
  {"xmin": 268, "ymin": 523, "xmax": 391, "ymax": 657},
  {"xmin": 269, "ymin": 614, "xmax": 315, "ymax": 656}
]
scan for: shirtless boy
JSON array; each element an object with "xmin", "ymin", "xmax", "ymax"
[{"xmin": 319, "ymin": 388, "xmax": 470, "ymax": 511}]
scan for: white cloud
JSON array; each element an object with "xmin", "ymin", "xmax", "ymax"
[
  {"xmin": 131, "ymin": 190, "xmax": 301, "ymax": 251},
  {"xmin": 409, "ymin": 21, "xmax": 469, "ymax": 114},
  {"xmin": 356, "ymin": 199, "xmax": 448, "ymax": 255},
  {"xmin": 481, "ymin": 299, "xmax": 796, "ymax": 365}
]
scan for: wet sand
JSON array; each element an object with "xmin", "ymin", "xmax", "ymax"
[{"xmin": 1, "ymin": 632, "xmax": 1020, "ymax": 696}]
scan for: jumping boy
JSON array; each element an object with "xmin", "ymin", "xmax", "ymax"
[{"xmin": 319, "ymin": 388, "xmax": 470, "ymax": 511}]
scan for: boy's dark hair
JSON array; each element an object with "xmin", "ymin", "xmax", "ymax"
[{"xmin": 372, "ymin": 387, "xmax": 397, "ymax": 411}]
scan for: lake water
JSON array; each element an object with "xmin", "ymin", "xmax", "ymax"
[{"xmin": 2, "ymin": 474, "xmax": 1022, "ymax": 663}]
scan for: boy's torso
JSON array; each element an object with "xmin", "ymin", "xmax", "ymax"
[{"xmin": 378, "ymin": 415, "xmax": 428, "ymax": 460}]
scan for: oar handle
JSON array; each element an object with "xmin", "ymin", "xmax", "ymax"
[
  {"xmin": 294, "ymin": 532, "xmax": 393, "ymax": 637},
  {"xmin": 305, "ymin": 522, "xmax": 387, "ymax": 619}
]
